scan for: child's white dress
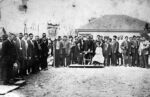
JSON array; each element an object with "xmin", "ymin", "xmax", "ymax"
[{"xmin": 92, "ymin": 47, "xmax": 104, "ymax": 64}]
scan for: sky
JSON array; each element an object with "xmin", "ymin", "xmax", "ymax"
[{"xmin": 0, "ymin": 0, "xmax": 150, "ymax": 36}]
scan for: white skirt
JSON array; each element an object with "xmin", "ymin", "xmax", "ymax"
[{"xmin": 92, "ymin": 54, "xmax": 104, "ymax": 64}]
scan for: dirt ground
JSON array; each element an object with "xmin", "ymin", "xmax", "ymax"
[{"xmin": 3, "ymin": 66, "xmax": 150, "ymax": 97}]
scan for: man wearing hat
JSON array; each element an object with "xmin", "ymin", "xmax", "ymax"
[{"xmin": 0, "ymin": 32, "xmax": 17, "ymax": 85}]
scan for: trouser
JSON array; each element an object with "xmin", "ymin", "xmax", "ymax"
[
  {"xmin": 118, "ymin": 53, "xmax": 123, "ymax": 65},
  {"xmin": 17, "ymin": 58, "xmax": 24, "ymax": 77},
  {"xmin": 107, "ymin": 55, "xmax": 112, "ymax": 66},
  {"xmin": 122, "ymin": 54, "xmax": 129, "ymax": 66},
  {"xmin": 20, "ymin": 58, "xmax": 28, "ymax": 76},
  {"xmin": 104, "ymin": 57, "xmax": 108, "ymax": 66},
  {"xmin": 104, "ymin": 55, "xmax": 112, "ymax": 66},
  {"xmin": 112, "ymin": 53, "xmax": 117, "ymax": 66},
  {"xmin": 27, "ymin": 58, "xmax": 34, "ymax": 74},
  {"xmin": 131, "ymin": 53, "xmax": 137, "ymax": 67},
  {"xmin": 55, "ymin": 50, "xmax": 60, "ymax": 67},
  {"xmin": 63, "ymin": 55, "xmax": 70, "ymax": 66},
  {"xmin": 1, "ymin": 64, "xmax": 14, "ymax": 83},
  {"xmin": 77, "ymin": 54, "xmax": 83, "ymax": 64},
  {"xmin": 140, "ymin": 55, "xmax": 148, "ymax": 68},
  {"xmin": 41, "ymin": 56, "xmax": 48, "ymax": 69},
  {"xmin": 32, "ymin": 58, "xmax": 40, "ymax": 73},
  {"xmin": 70, "ymin": 47, "xmax": 75, "ymax": 64}
]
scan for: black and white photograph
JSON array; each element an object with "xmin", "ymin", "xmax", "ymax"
[{"xmin": 0, "ymin": 0, "xmax": 150, "ymax": 97}]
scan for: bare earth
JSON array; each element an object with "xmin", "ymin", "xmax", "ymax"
[{"xmin": 3, "ymin": 66, "xmax": 150, "ymax": 97}]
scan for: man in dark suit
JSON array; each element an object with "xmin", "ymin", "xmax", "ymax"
[
  {"xmin": 55, "ymin": 36, "xmax": 63, "ymax": 67},
  {"xmin": 74, "ymin": 42, "xmax": 83, "ymax": 64},
  {"xmin": 40, "ymin": 36, "xmax": 49, "ymax": 70},
  {"xmin": 131, "ymin": 36, "xmax": 139, "ymax": 67},
  {"xmin": 103, "ymin": 38, "xmax": 112, "ymax": 66},
  {"xmin": 0, "ymin": 33, "xmax": 17, "ymax": 85},
  {"xmin": 82, "ymin": 36, "xmax": 91, "ymax": 64},
  {"xmin": 33, "ymin": 35, "xmax": 41, "ymax": 73},
  {"xmin": 111, "ymin": 35, "xmax": 119, "ymax": 66},
  {"xmin": 27, "ymin": 33, "xmax": 34, "ymax": 74},
  {"xmin": 89, "ymin": 35, "xmax": 96, "ymax": 57}
]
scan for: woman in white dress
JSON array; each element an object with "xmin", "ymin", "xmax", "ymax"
[{"xmin": 92, "ymin": 42, "xmax": 104, "ymax": 65}]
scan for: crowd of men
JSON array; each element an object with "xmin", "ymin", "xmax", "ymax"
[
  {"xmin": 0, "ymin": 32, "xmax": 50, "ymax": 85},
  {"xmin": 55, "ymin": 35, "xmax": 150, "ymax": 68},
  {"xmin": 0, "ymin": 31, "xmax": 150, "ymax": 85}
]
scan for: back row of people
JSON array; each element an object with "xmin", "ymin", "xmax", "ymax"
[{"xmin": 55, "ymin": 35, "xmax": 150, "ymax": 68}]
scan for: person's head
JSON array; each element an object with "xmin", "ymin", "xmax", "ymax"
[
  {"xmin": 63, "ymin": 36, "xmax": 67, "ymax": 41},
  {"xmin": 104, "ymin": 38, "xmax": 108, "ymax": 42},
  {"xmin": 129, "ymin": 37, "xmax": 132, "ymax": 41},
  {"xmin": 142, "ymin": 36, "xmax": 146, "ymax": 41},
  {"xmin": 77, "ymin": 42, "xmax": 81, "ymax": 47},
  {"xmin": 136, "ymin": 36, "xmax": 140, "ymax": 41},
  {"xmin": 24, "ymin": 33, "xmax": 28, "ymax": 40},
  {"xmin": 113, "ymin": 35, "xmax": 117, "ymax": 41},
  {"xmin": 125, "ymin": 36, "xmax": 128, "ymax": 41},
  {"xmin": 74, "ymin": 36, "xmax": 77, "ymax": 39},
  {"xmin": 8, "ymin": 32, "xmax": 16, "ymax": 41},
  {"xmin": 42, "ymin": 33, "xmax": 46, "ymax": 38},
  {"xmin": 100, "ymin": 36, "xmax": 103, "ymax": 40},
  {"xmin": 35, "ymin": 35, "xmax": 39, "ymax": 41},
  {"xmin": 97, "ymin": 35, "xmax": 100, "ymax": 39},
  {"xmin": 69, "ymin": 36, "xmax": 73, "ymax": 41},
  {"xmin": 133, "ymin": 35, "xmax": 136, "ymax": 40},
  {"xmin": 90, "ymin": 35, "xmax": 93, "ymax": 40},
  {"xmin": 58, "ymin": 36, "xmax": 61, "ymax": 41},
  {"xmin": 118, "ymin": 37, "xmax": 120, "ymax": 40},
  {"xmin": 109, "ymin": 38, "xmax": 112, "ymax": 42},
  {"xmin": 43, "ymin": 36, "xmax": 47, "ymax": 41},
  {"xmin": 19, "ymin": 33, "xmax": 23, "ymax": 39},
  {"xmin": 87, "ymin": 35, "xmax": 90, "ymax": 40},
  {"xmin": 2, "ymin": 34, "xmax": 8, "ymax": 41},
  {"xmin": 29, "ymin": 33, "xmax": 33, "ymax": 40}
]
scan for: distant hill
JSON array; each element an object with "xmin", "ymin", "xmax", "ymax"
[{"xmin": 80, "ymin": 15, "xmax": 150, "ymax": 30}]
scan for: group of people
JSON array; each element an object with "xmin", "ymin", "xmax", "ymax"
[
  {"xmin": 55, "ymin": 34, "xmax": 150, "ymax": 68},
  {"xmin": 0, "ymin": 32, "xmax": 49, "ymax": 85},
  {"xmin": 0, "ymin": 31, "xmax": 150, "ymax": 84}
]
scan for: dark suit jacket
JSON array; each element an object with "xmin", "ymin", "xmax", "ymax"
[
  {"xmin": 40, "ymin": 40, "xmax": 49, "ymax": 57},
  {"xmin": 111, "ymin": 41, "xmax": 119, "ymax": 54},
  {"xmin": 0, "ymin": 39, "xmax": 17, "ymax": 67},
  {"xmin": 27, "ymin": 40, "xmax": 34, "ymax": 59},
  {"xmin": 103, "ymin": 42, "xmax": 111, "ymax": 57},
  {"xmin": 33, "ymin": 40, "xmax": 41, "ymax": 59},
  {"xmin": 89, "ymin": 39, "xmax": 96, "ymax": 54},
  {"xmin": 74, "ymin": 45, "xmax": 83, "ymax": 57},
  {"xmin": 83, "ymin": 40, "xmax": 90, "ymax": 51}
]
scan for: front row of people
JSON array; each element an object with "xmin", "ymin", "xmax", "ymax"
[{"xmin": 0, "ymin": 32, "xmax": 49, "ymax": 85}]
